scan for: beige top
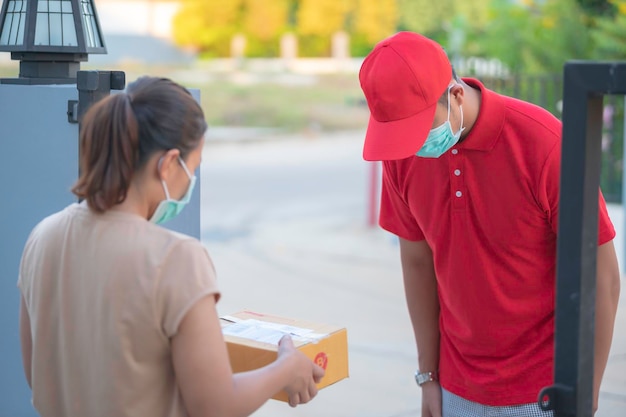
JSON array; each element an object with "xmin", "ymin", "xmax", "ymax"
[{"xmin": 18, "ymin": 202, "xmax": 220, "ymax": 417}]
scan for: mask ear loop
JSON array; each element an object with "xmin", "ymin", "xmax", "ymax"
[
  {"xmin": 446, "ymin": 85, "xmax": 453, "ymax": 123},
  {"xmin": 178, "ymin": 156, "xmax": 193, "ymax": 179}
]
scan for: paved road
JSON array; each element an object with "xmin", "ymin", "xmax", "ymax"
[{"xmin": 200, "ymin": 130, "xmax": 626, "ymax": 417}]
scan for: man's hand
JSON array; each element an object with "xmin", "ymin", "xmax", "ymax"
[{"xmin": 421, "ymin": 381, "xmax": 442, "ymax": 417}]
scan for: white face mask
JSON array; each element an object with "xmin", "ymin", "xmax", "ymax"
[
  {"xmin": 416, "ymin": 84, "xmax": 465, "ymax": 158},
  {"xmin": 149, "ymin": 156, "xmax": 196, "ymax": 225}
]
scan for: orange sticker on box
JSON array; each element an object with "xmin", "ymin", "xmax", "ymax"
[{"xmin": 315, "ymin": 352, "xmax": 328, "ymax": 369}]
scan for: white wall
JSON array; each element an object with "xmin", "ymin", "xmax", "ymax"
[{"xmin": 95, "ymin": 0, "xmax": 180, "ymax": 39}]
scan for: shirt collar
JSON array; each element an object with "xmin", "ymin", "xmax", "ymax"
[{"xmin": 455, "ymin": 78, "xmax": 505, "ymax": 152}]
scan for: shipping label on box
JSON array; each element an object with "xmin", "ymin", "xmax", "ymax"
[{"xmin": 220, "ymin": 310, "xmax": 349, "ymax": 402}]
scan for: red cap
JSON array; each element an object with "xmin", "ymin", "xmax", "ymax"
[{"xmin": 359, "ymin": 32, "xmax": 452, "ymax": 161}]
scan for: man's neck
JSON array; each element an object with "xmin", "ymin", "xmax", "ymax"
[{"xmin": 459, "ymin": 82, "xmax": 482, "ymax": 140}]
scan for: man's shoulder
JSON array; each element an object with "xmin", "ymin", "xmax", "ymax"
[{"xmin": 500, "ymin": 94, "xmax": 562, "ymax": 138}]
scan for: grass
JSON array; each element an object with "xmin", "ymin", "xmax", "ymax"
[
  {"xmin": 0, "ymin": 62, "xmax": 370, "ymax": 134},
  {"xmin": 186, "ymin": 73, "xmax": 370, "ymax": 133},
  {"xmin": 196, "ymin": 76, "xmax": 367, "ymax": 130}
]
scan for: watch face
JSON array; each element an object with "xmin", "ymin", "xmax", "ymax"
[
  {"xmin": 415, "ymin": 371, "xmax": 436, "ymax": 385},
  {"xmin": 415, "ymin": 372, "xmax": 427, "ymax": 385}
]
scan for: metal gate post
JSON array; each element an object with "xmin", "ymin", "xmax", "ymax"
[{"xmin": 539, "ymin": 61, "xmax": 626, "ymax": 417}]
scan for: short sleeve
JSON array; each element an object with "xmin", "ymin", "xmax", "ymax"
[
  {"xmin": 537, "ymin": 143, "xmax": 615, "ymax": 245},
  {"xmin": 17, "ymin": 221, "xmax": 43, "ymax": 293},
  {"xmin": 156, "ymin": 239, "xmax": 220, "ymax": 338},
  {"xmin": 379, "ymin": 161, "xmax": 425, "ymax": 241}
]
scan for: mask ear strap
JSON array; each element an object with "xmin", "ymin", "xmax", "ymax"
[
  {"xmin": 178, "ymin": 156, "xmax": 193, "ymax": 179},
  {"xmin": 161, "ymin": 180, "xmax": 172, "ymax": 200},
  {"xmin": 446, "ymin": 85, "xmax": 453, "ymax": 121},
  {"xmin": 157, "ymin": 156, "xmax": 165, "ymax": 180}
]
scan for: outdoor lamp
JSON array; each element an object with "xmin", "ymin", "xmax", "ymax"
[{"xmin": 0, "ymin": 0, "xmax": 106, "ymax": 84}]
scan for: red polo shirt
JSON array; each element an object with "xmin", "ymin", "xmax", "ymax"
[{"xmin": 379, "ymin": 78, "xmax": 615, "ymax": 405}]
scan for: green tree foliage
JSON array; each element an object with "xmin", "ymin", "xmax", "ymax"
[
  {"xmin": 242, "ymin": 0, "xmax": 290, "ymax": 57},
  {"xmin": 397, "ymin": 0, "xmax": 454, "ymax": 43},
  {"xmin": 396, "ymin": 0, "xmax": 489, "ymax": 55},
  {"xmin": 591, "ymin": 0, "xmax": 626, "ymax": 59},
  {"xmin": 576, "ymin": 0, "xmax": 616, "ymax": 15},
  {"xmin": 350, "ymin": 0, "xmax": 398, "ymax": 56},
  {"xmin": 454, "ymin": 1, "xmax": 490, "ymax": 29},
  {"xmin": 477, "ymin": 0, "xmax": 533, "ymax": 73},
  {"xmin": 446, "ymin": 1, "xmax": 491, "ymax": 59},
  {"xmin": 296, "ymin": 0, "xmax": 352, "ymax": 56},
  {"xmin": 169, "ymin": 0, "xmax": 619, "ymax": 63},
  {"xmin": 172, "ymin": 0, "xmax": 243, "ymax": 57},
  {"xmin": 524, "ymin": 0, "xmax": 592, "ymax": 73},
  {"xmin": 478, "ymin": 0, "xmax": 592, "ymax": 74}
]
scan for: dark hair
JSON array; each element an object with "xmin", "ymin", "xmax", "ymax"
[
  {"xmin": 72, "ymin": 76, "xmax": 207, "ymax": 213},
  {"xmin": 437, "ymin": 67, "xmax": 460, "ymax": 105}
]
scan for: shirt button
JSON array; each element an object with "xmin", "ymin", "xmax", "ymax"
[
  {"xmin": 455, "ymin": 191, "xmax": 463, "ymax": 198},
  {"xmin": 451, "ymin": 149, "xmax": 459, "ymax": 155},
  {"xmin": 454, "ymin": 169, "xmax": 461, "ymax": 176}
]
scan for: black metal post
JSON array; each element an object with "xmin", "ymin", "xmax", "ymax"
[
  {"xmin": 70, "ymin": 70, "xmax": 125, "ymax": 181},
  {"xmin": 77, "ymin": 70, "xmax": 126, "ymax": 123},
  {"xmin": 539, "ymin": 61, "xmax": 626, "ymax": 417}
]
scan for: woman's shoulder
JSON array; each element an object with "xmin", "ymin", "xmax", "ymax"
[
  {"xmin": 140, "ymin": 225, "xmax": 210, "ymax": 264},
  {"xmin": 27, "ymin": 203, "xmax": 82, "ymax": 240}
]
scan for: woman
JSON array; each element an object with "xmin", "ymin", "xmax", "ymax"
[{"xmin": 18, "ymin": 76, "xmax": 324, "ymax": 417}]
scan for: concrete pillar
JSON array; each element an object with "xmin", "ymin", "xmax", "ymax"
[
  {"xmin": 231, "ymin": 33, "xmax": 247, "ymax": 59},
  {"xmin": 280, "ymin": 32, "xmax": 298, "ymax": 62},
  {"xmin": 331, "ymin": 31, "xmax": 350, "ymax": 60}
]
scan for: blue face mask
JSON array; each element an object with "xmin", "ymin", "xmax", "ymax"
[
  {"xmin": 150, "ymin": 156, "xmax": 196, "ymax": 225},
  {"xmin": 416, "ymin": 85, "xmax": 465, "ymax": 158}
]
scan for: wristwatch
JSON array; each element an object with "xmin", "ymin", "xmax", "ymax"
[{"xmin": 415, "ymin": 370, "xmax": 439, "ymax": 386}]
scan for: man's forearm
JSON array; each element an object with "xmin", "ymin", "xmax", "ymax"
[
  {"xmin": 593, "ymin": 241, "xmax": 621, "ymax": 412},
  {"xmin": 399, "ymin": 239, "xmax": 440, "ymax": 372},
  {"xmin": 405, "ymin": 273, "xmax": 440, "ymax": 372},
  {"xmin": 593, "ymin": 276, "xmax": 620, "ymax": 407}
]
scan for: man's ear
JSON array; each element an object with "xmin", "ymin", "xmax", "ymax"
[
  {"xmin": 156, "ymin": 149, "xmax": 181, "ymax": 182},
  {"xmin": 451, "ymin": 83, "xmax": 465, "ymax": 106}
]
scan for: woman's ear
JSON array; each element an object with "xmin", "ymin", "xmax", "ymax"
[{"xmin": 155, "ymin": 149, "xmax": 181, "ymax": 182}]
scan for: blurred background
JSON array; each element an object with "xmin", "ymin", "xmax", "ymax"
[
  {"xmin": 3, "ymin": 0, "xmax": 626, "ymax": 199},
  {"xmin": 3, "ymin": 0, "xmax": 623, "ymax": 199},
  {"xmin": 1, "ymin": 0, "xmax": 626, "ymax": 416}
]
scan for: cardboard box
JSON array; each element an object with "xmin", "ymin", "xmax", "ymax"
[{"xmin": 220, "ymin": 310, "xmax": 349, "ymax": 402}]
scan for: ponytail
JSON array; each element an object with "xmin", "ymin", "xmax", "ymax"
[
  {"xmin": 72, "ymin": 76, "xmax": 207, "ymax": 213},
  {"xmin": 72, "ymin": 93, "xmax": 140, "ymax": 213}
]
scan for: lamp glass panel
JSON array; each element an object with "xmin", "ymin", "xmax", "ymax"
[
  {"xmin": 80, "ymin": 0, "xmax": 101, "ymax": 48},
  {"xmin": 37, "ymin": 1, "xmax": 48, "ymax": 12},
  {"xmin": 61, "ymin": 13, "xmax": 76, "ymax": 46},
  {"xmin": 16, "ymin": 7, "xmax": 25, "ymax": 44},
  {"xmin": 48, "ymin": 1, "xmax": 61, "ymax": 13},
  {"xmin": 34, "ymin": 12, "xmax": 49, "ymax": 45},
  {"xmin": 0, "ymin": 24, "xmax": 6, "ymax": 46},
  {"xmin": 0, "ymin": 0, "xmax": 27, "ymax": 46},
  {"xmin": 48, "ymin": 10, "xmax": 62, "ymax": 45},
  {"xmin": 79, "ymin": 1, "xmax": 91, "ymax": 47}
]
